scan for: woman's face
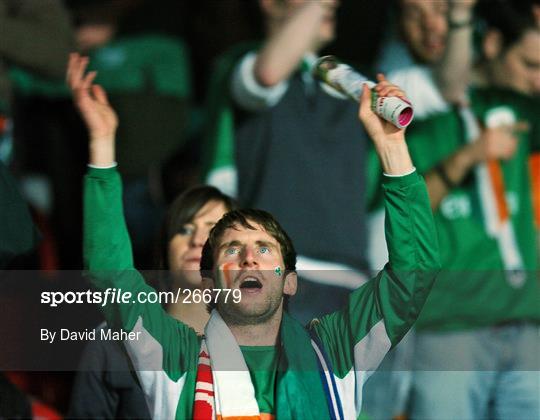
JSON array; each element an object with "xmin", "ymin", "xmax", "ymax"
[
  {"xmin": 167, "ymin": 200, "xmax": 229, "ymax": 288},
  {"xmin": 489, "ymin": 29, "xmax": 540, "ymax": 96}
]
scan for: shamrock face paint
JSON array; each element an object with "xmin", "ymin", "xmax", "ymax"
[{"xmin": 274, "ymin": 266, "xmax": 282, "ymax": 277}]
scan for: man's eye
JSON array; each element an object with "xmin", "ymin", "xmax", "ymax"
[
  {"xmin": 258, "ymin": 246, "xmax": 270, "ymax": 254},
  {"xmin": 178, "ymin": 225, "xmax": 194, "ymax": 236},
  {"xmin": 225, "ymin": 248, "xmax": 239, "ymax": 256}
]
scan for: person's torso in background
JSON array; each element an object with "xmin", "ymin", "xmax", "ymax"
[
  {"xmin": 408, "ymin": 88, "xmax": 540, "ymax": 331},
  {"xmin": 234, "ymin": 73, "xmax": 369, "ymax": 271}
]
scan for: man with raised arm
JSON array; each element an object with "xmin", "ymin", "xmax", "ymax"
[{"xmin": 68, "ymin": 53, "xmax": 440, "ymax": 419}]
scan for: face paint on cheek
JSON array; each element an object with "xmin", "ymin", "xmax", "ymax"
[
  {"xmin": 220, "ymin": 263, "xmax": 235, "ymax": 287},
  {"xmin": 274, "ymin": 266, "xmax": 282, "ymax": 277}
]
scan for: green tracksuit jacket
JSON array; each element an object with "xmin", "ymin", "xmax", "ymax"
[{"xmin": 84, "ymin": 167, "xmax": 439, "ymax": 419}]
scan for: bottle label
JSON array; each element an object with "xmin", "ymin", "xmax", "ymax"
[
  {"xmin": 373, "ymin": 95, "xmax": 414, "ymax": 129},
  {"xmin": 314, "ymin": 56, "xmax": 414, "ymax": 128}
]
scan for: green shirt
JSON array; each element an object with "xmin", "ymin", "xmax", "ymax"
[
  {"xmin": 372, "ymin": 88, "xmax": 540, "ymax": 331},
  {"xmin": 241, "ymin": 346, "xmax": 279, "ymax": 415},
  {"xmin": 83, "ymin": 167, "xmax": 439, "ymax": 419}
]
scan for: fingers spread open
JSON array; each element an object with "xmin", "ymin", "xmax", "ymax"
[
  {"xmin": 92, "ymin": 85, "xmax": 109, "ymax": 105},
  {"xmin": 70, "ymin": 55, "xmax": 89, "ymax": 90},
  {"xmin": 81, "ymin": 71, "xmax": 97, "ymax": 90}
]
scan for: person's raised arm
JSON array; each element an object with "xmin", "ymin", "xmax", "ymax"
[
  {"xmin": 67, "ymin": 56, "xmax": 199, "ymax": 417},
  {"xmin": 67, "ymin": 53, "xmax": 132, "ymax": 273},
  {"xmin": 359, "ymin": 74, "xmax": 439, "ymax": 274},
  {"xmin": 425, "ymin": 124, "xmax": 522, "ymax": 209},
  {"xmin": 359, "ymin": 75, "xmax": 414, "ymax": 176},
  {"xmin": 313, "ymin": 77, "xmax": 440, "ymax": 393},
  {"xmin": 231, "ymin": 1, "xmax": 337, "ymax": 111},
  {"xmin": 67, "ymin": 53, "xmax": 118, "ymax": 169},
  {"xmin": 434, "ymin": 0, "xmax": 477, "ymax": 104},
  {"xmin": 254, "ymin": 1, "xmax": 332, "ymax": 87}
]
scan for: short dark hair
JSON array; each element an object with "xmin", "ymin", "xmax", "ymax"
[
  {"xmin": 477, "ymin": 0, "xmax": 537, "ymax": 51},
  {"xmin": 157, "ymin": 186, "xmax": 236, "ymax": 270},
  {"xmin": 200, "ymin": 209, "xmax": 297, "ymax": 278}
]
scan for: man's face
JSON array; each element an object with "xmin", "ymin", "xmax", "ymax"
[
  {"xmin": 489, "ymin": 29, "xmax": 540, "ymax": 96},
  {"xmin": 209, "ymin": 221, "xmax": 296, "ymax": 325},
  {"xmin": 399, "ymin": 0, "xmax": 449, "ymax": 64},
  {"xmin": 168, "ymin": 200, "xmax": 229, "ymax": 288}
]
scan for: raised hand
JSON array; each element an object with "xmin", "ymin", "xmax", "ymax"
[
  {"xmin": 471, "ymin": 125, "xmax": 525, "ymax": 163},
  {"xmin": 359, "ymin": 74, "xmax": 414, "ymax": 176},
  {"xmin": 359, "ymin": 74, "xmax": 408, "ymax": 144},
  {"xmin": 67, "ymin": 53, "xmax": 118, "ymax": 166},
  {"xmin": 66, "ymin": 53, "xmax": 118, "ymax": 142}
]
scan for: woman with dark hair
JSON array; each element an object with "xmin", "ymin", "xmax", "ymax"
[
  {"xmin": 67, "ymin": 54, "xmax": 235, "ymax": 418},
  {"xmin": 156, "ymin": 185, "xmax": 235, "ymax": 332},
  {"xmin": 473, "ymin": 0, "xmax": 540, "ymax": 96}
]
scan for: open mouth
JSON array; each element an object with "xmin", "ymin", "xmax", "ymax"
[{"xmin": 239, "ymin": 277, "xmax": 262, "ymax": 290}]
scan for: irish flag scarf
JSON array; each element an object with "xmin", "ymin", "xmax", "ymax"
[
  {"xmin": 192, "ymin": 310, "xmax": 334, "ymax": 420},
  {"xmin": 459, "ymin": 106, "xmax": 525, "ymax": 287}
]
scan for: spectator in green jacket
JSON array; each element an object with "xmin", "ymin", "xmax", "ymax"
[{"xmin": 68, "ymin": 51, "xmax": 440, "ymax": 420}]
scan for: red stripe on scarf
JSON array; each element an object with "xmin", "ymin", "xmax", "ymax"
[{"xmin": 193, "ymin": 347, "xmax": 215, "ymax": 420}]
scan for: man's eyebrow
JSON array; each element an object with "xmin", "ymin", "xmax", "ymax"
[
  {"xmin": 218, "ymin": 240, "xmax": 242, "ymax": 250},
  {"xmin": 256, "ymin": 240, "xmax": 277, "ymax": 248},
  {"xmin": 523, "ymin": 56, "xmax": 540, "ymax": 68}
]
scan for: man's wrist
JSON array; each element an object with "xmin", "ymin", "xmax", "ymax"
[
  {"xmin": 89, "ymin": 136, "xmax": 115, "ymax": 167},
  {"xmin": 88, "ymin": 162, "xmax": 117, "ymax": 169},
  {"xmin": 434, "ymin": 163, "xmax": 457, "ymax": 189},
  {"xmin": 462, "ymin": 142, "xmax": 482, "ymax": 167},
  {"xmin": 90, "ymin": 134, "xmax": 115, "ymax": 143},
  {"xmin": 448, "ymin": 18, "xmax": 472, "ymax": 29},
  {"xmin": 374, "ymin": 139, "xmax": 415, "ymax": 176},
  {"xmin": 383, "ymin": 166, "xmax": 416, "ymax": 177}
]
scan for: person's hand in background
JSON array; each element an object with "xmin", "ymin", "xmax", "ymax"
[{"xmin": 66, "ymin": 52, "xmax": 118, "ymax": 166}]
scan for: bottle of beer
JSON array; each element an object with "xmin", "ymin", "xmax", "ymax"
[{"xmin": 313, "ymin": 56, "xmax": 414, "ymax": 129}]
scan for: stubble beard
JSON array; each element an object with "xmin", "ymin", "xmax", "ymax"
[{"xmin": 218, "ymin": 294, "xmax": 283, "ymax": 327}]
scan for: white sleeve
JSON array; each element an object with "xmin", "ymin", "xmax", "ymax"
[
  {"xmin": 383, "ymin": 167, "xmax": 416, "ymax": 177},
  {"xmin": 206, "ymin": 165, "xmax": 238, "ymax": 198},
  {"xmin": 87, "ymin": 162, "xmax": 118, "ymax": 169},
  {"xmin": 230, "ymin": 52, "xmax": 289, "ymax": 112},
  {"xmin": 387, "ymin": 66, "xmax": 449, "ymax": 120}
]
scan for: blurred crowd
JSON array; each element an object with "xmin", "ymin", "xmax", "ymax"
[{"xmin": 0, "ymin": 0, "xmax": 539, "ymax": 418}]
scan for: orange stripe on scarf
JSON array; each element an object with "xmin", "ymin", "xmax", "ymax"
[
  {"xmin": 487, "ymin": 160, "xmax": 509, "ymax": 222},
  {"xmin": 529, "ymin": 153, "xmax": 540, "ymax": 228},
  {"xmin": 217, "ymin": 414, "xmax": 275, "ymax": 420}
]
